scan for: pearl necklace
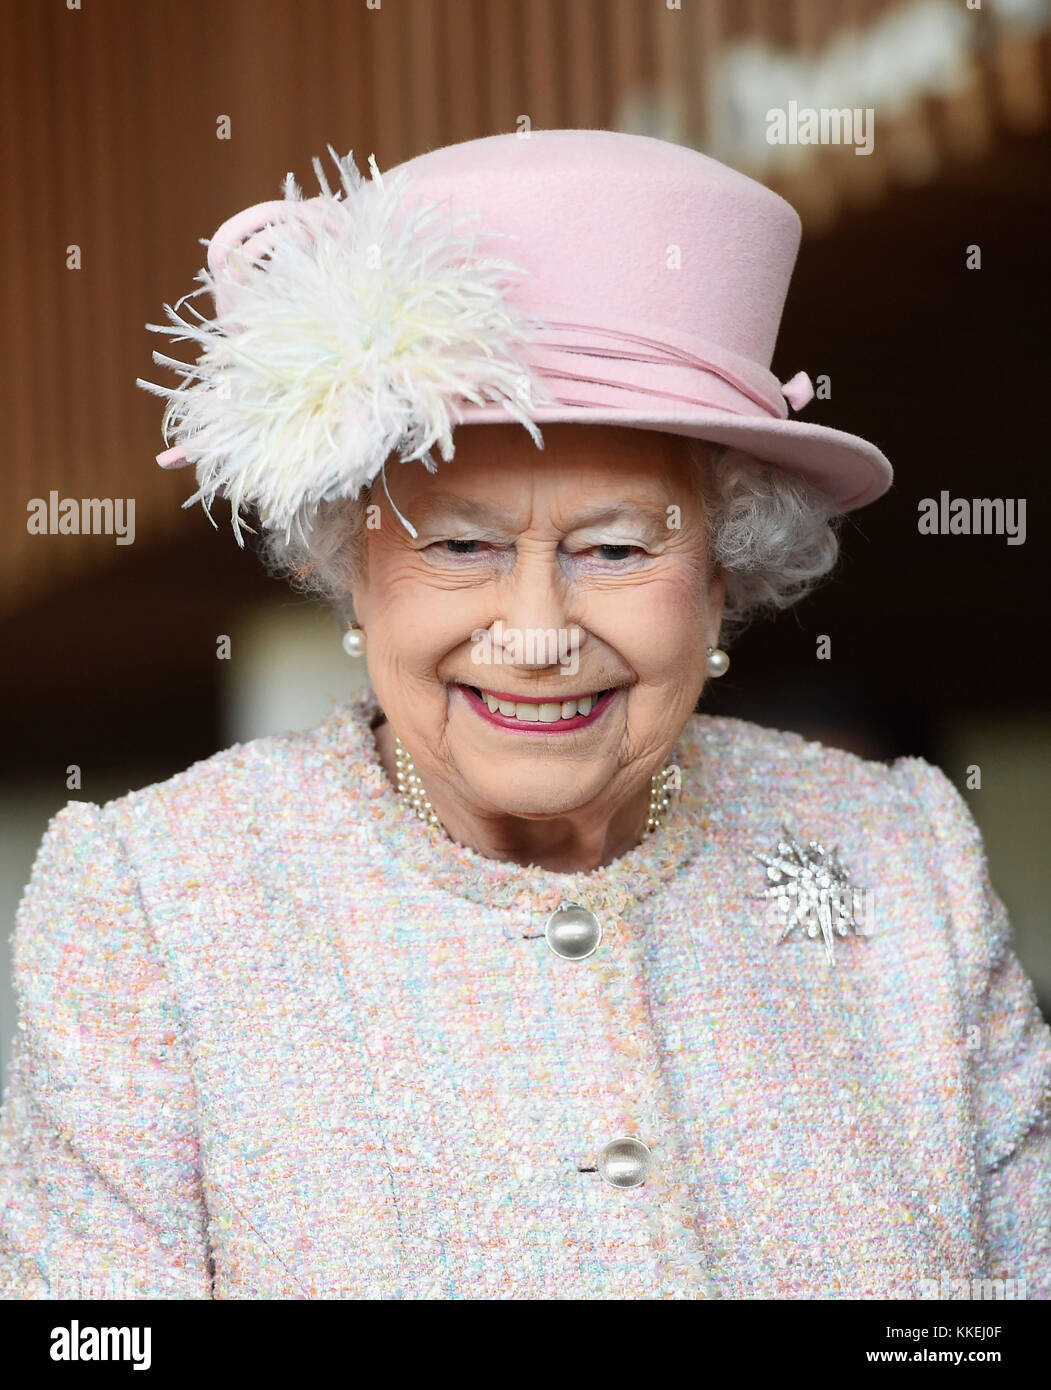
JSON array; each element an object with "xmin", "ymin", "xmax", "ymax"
[{"xmin": 393, "ymin": 735, "xmax": 675, "ymax": 838}]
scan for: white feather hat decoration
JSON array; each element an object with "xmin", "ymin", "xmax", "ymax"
[{"xmin": 136, "ymin": 145, "xmax": 555, "ymax": 545}]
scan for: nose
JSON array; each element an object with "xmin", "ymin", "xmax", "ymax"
[{"xmin": 489, "ymin": 543, "xmax": 579, "ymax": 670}]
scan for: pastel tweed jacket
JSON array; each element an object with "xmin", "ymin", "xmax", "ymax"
[{"xmin": 2, "ymin": 687, "xmax": 1049, "ymax": 1300}]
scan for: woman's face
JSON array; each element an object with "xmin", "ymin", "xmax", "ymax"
[{"xmin": 350, "ymin": 423, "xmax": 725, "ymax": 822}]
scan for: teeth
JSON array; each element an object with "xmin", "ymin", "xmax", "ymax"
[{"xmin": 473, "ymin": 688, "xmax": 605, "ymax": 722}]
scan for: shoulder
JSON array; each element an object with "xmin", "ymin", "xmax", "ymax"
[
  {"xmin": 15, "ymin": 705, "xmax": 357, "ymax": 963},
  {"xmin": 45, "ymin": 702, "xmax": 358, "ymax": 860},
  {"xmin": 678, "ymin": 711, "xmax": 987, "ymax": 935},
  {"xmin": 679, "ymin": 711, "xmax": 1008, "ymax": 988},
  {"xmin": 105, "ymin": 706, "xmax": 348, "ymax": 824},
  {"xmin": 678, "ymin": 707, "xmax": 981, "ymax": 858},
  {"xmin": 677, "ymin": 710, "xmax": 953, "ymax": 814},
  {"xmin": 12, "ymin": 797, "xmax": 184, "ymax": 1065}
]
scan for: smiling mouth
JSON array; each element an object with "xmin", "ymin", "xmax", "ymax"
[{"xmin": 457, "ymin": 683, "xmax": 616, "ymax": 724}]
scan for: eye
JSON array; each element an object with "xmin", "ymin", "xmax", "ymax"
[
  {"xmin": 589, "ymin": 543, "xmax": 647, "ymax": 562},
  {"xmin": 423, "ymin": 537, "xmax": 499, "ymax": 563},
  {"xmin": 425, "ymin": 538, "xmax": 491, "ymax": 556}
]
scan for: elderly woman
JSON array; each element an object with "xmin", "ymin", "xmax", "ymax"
[{"xmin": 1, "ymin": 129, "xmax": 1048, "ymax": 1301}]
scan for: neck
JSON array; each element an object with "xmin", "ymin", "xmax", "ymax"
[{"xmin": 372, "ymin": 717, "xmax": 654, "ymax": 871}]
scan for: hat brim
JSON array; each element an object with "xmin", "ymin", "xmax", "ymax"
[{"xmin": 450, "ymin": 402, "xmax": 892, "ymax": 513}]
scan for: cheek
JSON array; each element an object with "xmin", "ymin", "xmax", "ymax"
[
  {"xmin": 362, "ymin": 557, "xmax": 457, "ymax": 650},
  {"xmin": 592, "ymin": 572, "xmax": 711, "ymax": 676}
]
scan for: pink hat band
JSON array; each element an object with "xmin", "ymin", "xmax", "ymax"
[
  {"xmin": 155, "ymin": 321, "xmax": 812, "ymax": 472},
  {"xmin": 510, "ymin": 309, "xmax": 813, "ymax": 420}
]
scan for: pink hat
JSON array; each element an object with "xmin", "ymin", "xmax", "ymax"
[{"xmin": 139, "ymin": 128, "xmax": 891, "ymax": 542}]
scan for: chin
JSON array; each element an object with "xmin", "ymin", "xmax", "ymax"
[{"xmin": 467, "ymin": 778, "xmax": 600, "ymax": 821}]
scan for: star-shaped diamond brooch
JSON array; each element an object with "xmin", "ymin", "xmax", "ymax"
[{"xmin": 753, "ymin": 828, "xmax": 870, "ymax": 966}]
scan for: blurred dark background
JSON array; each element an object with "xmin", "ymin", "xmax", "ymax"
[{"xmin": 2, "ymin": 0, "xmax": 1049, "ymax": 1089}]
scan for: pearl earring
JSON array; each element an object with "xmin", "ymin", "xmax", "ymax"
[
  {"xmin": 705, "ymin": 644, "xmax": 730, "ymax": 677},
  {"xmin": 342, "ymin": 622, "xmax": 367, "ymax": 658}
]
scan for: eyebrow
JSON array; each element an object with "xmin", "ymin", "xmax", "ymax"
[{"xmin": 409, "ymin": 496, "xmax": 672, "ymax": 531}]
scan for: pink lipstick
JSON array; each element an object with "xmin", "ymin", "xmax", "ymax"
[{"xmin": 455, "ymin": 683, "xmax": 617, "ymax": 734}]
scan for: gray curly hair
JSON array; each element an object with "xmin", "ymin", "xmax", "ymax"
[{"xmin": 259, "ymin": 438, "xmax": 842, "ymax": 643}]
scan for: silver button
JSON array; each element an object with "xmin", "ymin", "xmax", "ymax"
[
  {"xmin": 544, "ymin": 902, "xmax": 602, "ymax": 959},
  {"xmin": 597, "ymin": 1136, "xmax": 653, "ymax": 1189}
]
